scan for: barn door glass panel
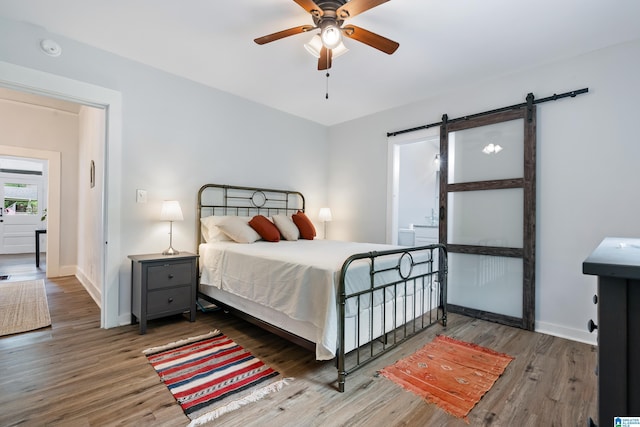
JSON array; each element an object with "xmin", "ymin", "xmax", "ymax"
[
  {"xmin": 448, "ymin": 119, "xmax": 524, "ymax": 184},
  {"xmin": 447, "ymin": 189, "xmax": 523, "ymax": 248},
  {"xmin": 448, "ymin": 253, "xmax": 523, "ymax": 318}
]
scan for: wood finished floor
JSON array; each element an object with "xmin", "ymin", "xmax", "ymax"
[{"xmin": 0, "ymin": 255, "xmax": 597, "ymax": 426}]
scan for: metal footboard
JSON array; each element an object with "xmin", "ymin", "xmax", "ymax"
[{"xmin": 336, "ymin": 244, "xmax": 447, "ymax": 392}]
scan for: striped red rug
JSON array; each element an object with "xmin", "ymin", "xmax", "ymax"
[
  {"xmin": 143, "ymin": 330, "xmax": 290, "ymax": 426},
  {"xmin": 379, "ymin": 335, "xmax": 514, "ymax": 421}
]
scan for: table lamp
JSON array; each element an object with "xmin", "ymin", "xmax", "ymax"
[
  {"xmin": 318, "ymin": 207, "xmax": 332, "ymax": 239},
  {"xmin": 161, "ymin": 200, "xmax": 183, "ymax": 255}
]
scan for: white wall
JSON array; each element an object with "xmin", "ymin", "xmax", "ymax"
[
  {"xmin": 76, "ymin": 105, "xmax": 105, "ymax": 304},
  {"xmin": 328, "ymin": 39, "xmax": 640, "ymax": 344},
  {"xmin": 398, "ymin": 140, "xmax": 439, "ymax": 229},
  {"xmin": 0, "ymin": 17, "xmax": 329, "ymax": 324}
]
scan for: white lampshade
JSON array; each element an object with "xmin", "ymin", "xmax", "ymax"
[
  {"xmin": 160, "ymin": 200, "xmax": 183, "ymax": 221},
  {"xmin": 304, "ymin": 35, "xmax": 348, "ymax": 59},
  {"xmin": 319, "ymin": 207, "xmax": 332, "ymax": 222}
]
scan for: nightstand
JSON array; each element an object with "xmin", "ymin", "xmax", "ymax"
[{"xmin": 129, "ymin": 252, "xmax": 199, "ymax": 334}]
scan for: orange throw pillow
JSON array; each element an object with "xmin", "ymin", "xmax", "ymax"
[
  {"xmin": 249, "ymin": 215, "xmax": 280, "ymax": 242},
  {"xmin": 292, "ymin": 211, "xmax": 316, "ymax": 240}
]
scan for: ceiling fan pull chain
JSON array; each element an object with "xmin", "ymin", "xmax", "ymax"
[{"xmin": 326, "ymin": 72, "xmax": 330, "ymax": 99}]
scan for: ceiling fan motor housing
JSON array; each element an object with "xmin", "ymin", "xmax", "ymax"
[
  {"xmin": 311, "ymin": 2, "xmax": 345, "ymax": 27},
  {"xmin": 313, "ymin": 0, "xmax": 349, "ymax": 16}
]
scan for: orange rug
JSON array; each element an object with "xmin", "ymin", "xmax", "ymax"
[{"xmin": 379, "ymin": 335, "xmax": 513, "ymax": 421}]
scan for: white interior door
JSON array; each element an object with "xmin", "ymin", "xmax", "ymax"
[{"xmin": 1, "ymin": 176, "xmax": 45, "ymax": 254}]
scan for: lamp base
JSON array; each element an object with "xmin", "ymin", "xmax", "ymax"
[{"xmin": 162, "ymin": 246, "xmax": 180, "ymax": 256}]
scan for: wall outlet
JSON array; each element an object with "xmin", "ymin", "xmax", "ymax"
[{"xmin": 136, "ymin": 189, "xmax": 147, "ymax": 203}]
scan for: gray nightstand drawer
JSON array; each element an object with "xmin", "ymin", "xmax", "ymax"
[
  {"xmin": 147, "ymin": 261, "xmax": 193, "ymax": 290},
  {"xmin": 147, "ymin": 287, "xmax": 191, "ymax": 316}
]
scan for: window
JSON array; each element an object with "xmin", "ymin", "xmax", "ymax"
[{"xmin": 3, "ymin": 183, "xmax": 39, "ymax": 215}]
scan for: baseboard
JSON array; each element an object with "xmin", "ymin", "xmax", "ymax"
[
  {"xmin": 118, "ymin": 313, "xmax": 132, "ymax": 326},
  {"xmin": 59, "ymin": 264, "xmax": 77, "ymax": 277},
  {"xmin": 75, "ymin": 268, "xmax": 101, "ymax": 308},
  {"xmin": 535, "ymin": 320, "xmax": 597, "ymax": 346}
]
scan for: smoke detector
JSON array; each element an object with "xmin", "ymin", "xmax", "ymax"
[{"xmin": 40, "ymin": 39, "xmax": 62, "ymax": 57}]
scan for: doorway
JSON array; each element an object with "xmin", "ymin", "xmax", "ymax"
[
  {"xmin": 387, "ymin": 127, "xmax": 440, "ymax": 246},
  {"xmin": 0, "ymin": 146, "xmax": 60, "ymax": 278},
  {"xmin": 0, "ymin": 60, "xmax": 123, "ymax": 328}
]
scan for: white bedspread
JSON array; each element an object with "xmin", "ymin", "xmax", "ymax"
[
  {"xmin": 199, "ymin": 239, "xmax": 430, "ymax": 360},
  {"xmin": 200, "ymin": 240, "xmax": 408, "ymax": 360}
]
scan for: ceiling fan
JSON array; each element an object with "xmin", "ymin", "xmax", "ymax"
[{"xmin": 254, "ymin": 0, "xmax": 399, "ymax": 70}]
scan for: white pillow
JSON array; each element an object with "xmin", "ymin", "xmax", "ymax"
[
  {"xmin": 200, "ymin": 216, "xmax": 231, "ymax": 242},
  {"xmin": 273, "ymin": 214, "xmax": 299, "ymax": 241},
  {"xmin": 217, "ymin": 216, "xmax": 261, "ymax": 243},
  {"xmin": 201, "ymin": 216, "xmax": 256, "ymax": 242}
]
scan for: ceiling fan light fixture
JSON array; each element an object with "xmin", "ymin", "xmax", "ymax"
[
  {"xmin": 255, "ymin": 0, "xmax": 399, "ymax": 71},
  {"xmin": 304, "ymin": 35, "xmax": 323, "ymax": 58},
  {"xmin": 332, "ymin": 40, "xmax": 349, "ymax": 58},
  {"xmin": 305, "ymin": 35, "xmax": 348, "ymax": 59},
  {"xmin": 320, "ymin": 21, "xmax": 342, "ymax": 49}
]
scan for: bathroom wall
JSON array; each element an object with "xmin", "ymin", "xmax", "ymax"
[{"xmin": 398, "ymin": 139, "xmax": 439, "ymax": 229}]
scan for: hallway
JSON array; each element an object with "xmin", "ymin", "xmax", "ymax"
[{"xmin": 0, "ymin": 252, "xmax": 46, "ymax": 282}]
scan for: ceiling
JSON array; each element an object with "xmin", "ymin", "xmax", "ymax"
[{"xmin": 1, "ymin": 0, "xmax": 640, "ymax": 126}]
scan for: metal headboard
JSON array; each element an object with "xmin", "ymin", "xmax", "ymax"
[{"xmin": 197, "ymin": 183, "xmax": 305, "ymax": 247}]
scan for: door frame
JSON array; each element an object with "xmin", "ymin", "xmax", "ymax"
[{"xmin": 0, "ymin": 60, "xmax": 123, "ymax": 329}]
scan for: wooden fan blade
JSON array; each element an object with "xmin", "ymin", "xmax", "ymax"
[
  {"xmin": 254, "ymin": 25, "xmax": 314, "ymax": 45},
  {"xmin": 336, "ymin": 0, "xmax": 390, "ymax": 19},
  {"xmin": 293, "ymin": 0, "xmax": 323, "ymax": 17},
  {"xmin": 318, "ymin": 46, "xmax": 332, "ymax": 70},
  {"xmin": 342, "ymin": 25, "xmax": 399, "ymax": 54}
]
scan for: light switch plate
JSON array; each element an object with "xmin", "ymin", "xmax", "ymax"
[{"xmin": 136, "ymin": 189, "xmax": 147, "ymax": 203}]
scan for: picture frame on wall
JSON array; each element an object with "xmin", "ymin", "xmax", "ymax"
[{"xmin": 90, "ymin": 160, "xmax": 95, "ymax": 188}]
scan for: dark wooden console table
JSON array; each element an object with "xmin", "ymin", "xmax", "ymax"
[
  {"xmin": 583, "ymin": 237, "xmax": 640, "ymax": 426},
  {"xmin": 35, "ymin": 229, "xmax": 46, "ymax": 267}
]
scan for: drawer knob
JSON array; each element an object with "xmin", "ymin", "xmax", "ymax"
[
  {"xmin": 592, "ymin": 294, "xmax": 598, "ymax": 304},
  {"xmin": 168, "ymin": 297, "xmax": 174, "ymax": 303},
  {"xmin": 168, "ymin": 274, "xmax": 174, "ymax": 279},
  {"xmin": 587, "ymin": 319, "xmax": 598, "ymax": 333}
]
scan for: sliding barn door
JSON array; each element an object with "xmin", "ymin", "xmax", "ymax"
[{"xmin": 439, "ymin": 104, "xmax": 536, "ymax": 330}]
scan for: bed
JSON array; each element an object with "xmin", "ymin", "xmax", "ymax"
[{"xmin": 196, "ymin": 184, "xmax": 447, "ymax": 392}]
